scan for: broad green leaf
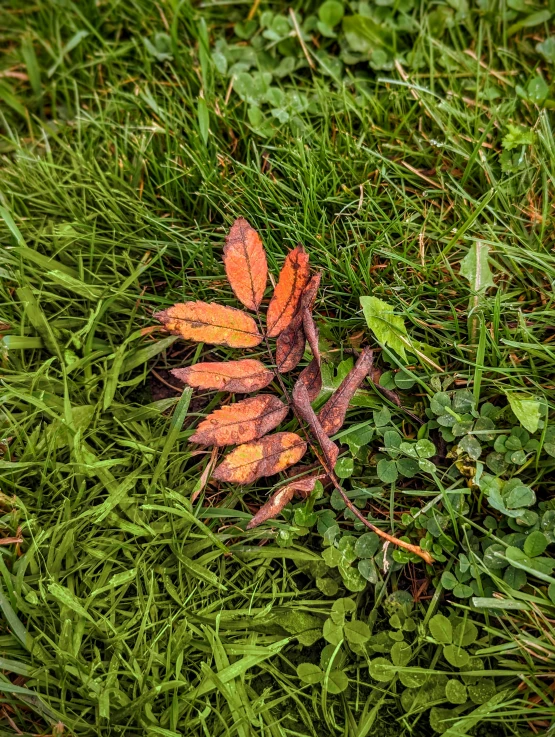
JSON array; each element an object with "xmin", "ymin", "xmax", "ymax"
[
  {"xmin": 377, "ymin": 458, "xmax": 398, "ymax": 483},
  {"xmin": 342, "ymin": 15, "xmax": 392, "ymax": 54},
  {"xmin": 505, "ymin": 483, "xmax": 535, "ymax": 509},
  {"xmin": 297, "ymin": 663, "xmax": 323, "ymax": 684},
  {"xmin": 360, "ymin": 296, "xmax": 410, "ymax": 360},
  {"xmin": 445, "ymin": 679, "xmax": 467, "ymax": 705},
  {"xmin": 373, "ymin": 406, "xmax": 391, "ymax": 427},
  {"xmin": 390, "ymin": 641, "xmax": 412, "ymax": 666},
  {"xmin": 537, "ymin": 37, "xmax": 555, "ymax": 63},
  {"xmin": 429, "ymin": 614, "xmax": 452, "ymax": 643},
  {"xmin": 460, "ymin": 241, "xmax": 495, "ymax": 293},
  {"xmin": 335, "ymin": 457, "xmax": 354, "ymax": 478},
  {"xmin": 344, "ymin": 619, "xmax": 371, "ymax": 645},
  {"xmin": 453, "ymin": 583, "xmax": 474, "ymax": 599},
  {"xmin": 339, "ymin": 563, "xmax": 367, "ymax": 592},
  {"xmin": 441, "ymin": 571, "xmax": 458, "ymax": 590},
  {"xmin": 325, "ymin": 669, "xmax": 349, "ymax": 694},
  {"xmin": 319, "ymin": 0, "xmax": 344, "ymax": 27},
  {"xmin": 358, "ymin": 558, "xmax": 379, "ymax": 583},
  {"xmin": 506, "ymin": 393, "xmax": 542, "ymax": 434},
  {"xmin": 467, "ymin": 679, "xmax": 496, "ymax": 704},
  {"xmin": 429, "ymin": 707, "xmax": 454, "ymax": 734},
  {"xmin": 354, "ymin": 532, "xmax": 380, "ymax": 559},
  {"xmin": 524, "ymin": 530, "xmax": 548, "ymax": 557},
  {"xmin": 415, "ymin": 438, "xmax": 436, "ymax": 458},
  {"xmin": 369, "ymin": 657, "xmax": 396, "ymax": 682},
  {"xmin": 323, "ymin": 618, "xmax": 343, "ymax": 646},
  {"xmin": 453, "ymin": 621, "xmax": 478, "ymax": 647},
  {"xmin": 443, "ymin": 644, "xmax": 470, "ymax": 667},
  {"xmin": 503, "ymin": 566, "xmax": 527, "ymax": 590},
  {"xmin": 399, "ymin": 669, "xmax": 429, "ymax": 688},
  {"xmin": 331, "ymin": 597, "xmax": 356, "ymax": 625}
]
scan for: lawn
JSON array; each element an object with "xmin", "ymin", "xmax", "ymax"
[{"xmin": 1, "ymin": 1, "xmax": 555, "ymax": 735}]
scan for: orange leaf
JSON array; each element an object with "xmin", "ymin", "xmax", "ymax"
[
  {"xmin": 190, "ymin": 395, "xmax": 288, "ymax": 446},
  {"xmin": 275, "ymin": 273, "xmax": 320, "ymax": 373},
  {"xmin": 171, "ymin": 359, "xmax": 273, "ymax": 393},
  {"xmin": 266, "ymin": 245, "xmax": 310, "ymax": 337},
  {"xmin": 155, "ymin": 301, "xmax": 262, "ymax": 348},
  {"xmin": 318, "ymin": 348, "xmax": 374, "ymax": 435},
  {"xmin": 246, "ymin": 474, "xmax": 324, "ymax": 529},
  {"xmin": 212, "ymin": 432, "xmax": 307, "ymax": 484},
  {"xmin": 275, "ymin": 318, "xmax": 305, "ymax": 373},
  {"xmin": 223, "ymin": 218, "xmax": 268, "ymax": 311}
]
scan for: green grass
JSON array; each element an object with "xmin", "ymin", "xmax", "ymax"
[{"xmin": 1, "ymin": 0, "xmax": 555, "ymax": 735}]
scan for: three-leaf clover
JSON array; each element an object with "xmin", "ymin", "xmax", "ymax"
[
  {"xmin": 490, "ymin": 426, "xmax": 538, "ymax": 470},
  {"xmin": 377, "ymin": 432, "xmax": 436, "ymax": 482}
]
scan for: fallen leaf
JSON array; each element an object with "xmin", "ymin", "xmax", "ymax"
[
  {"xmin": 247, "ymin": 474, "xmax": 324, "ymax": 529},
  {"xmin": 155, "ymin": 301, "xmax": 262, "ymax": 348},
  {"xmin": 223, "ymin": 217, "xmax": 268, "ymax": 311},
  {"xmin": 266, "ymin": 245, "xmax": 310, "ymax": 337},
  {"xmin": 297, "ymin": 358, "xmax": 322, "ymax": 401},
  {"xmin": 318, "ymin": 348, "xmax": 373, "ymax": 435},
  {"xmin": 172, "ymin": 359, "xmax": 273, "ymax": 393},
  {"xmin": 212, "ymin": 432, "xmax": 307, "ymax": 484},
  {"xmin": 276, "ymin": 318, "xmax": 306, "ymax": 373},
  {"xmin": 293, "ymin": 380, "xmax": 338, "ymax": 468},
  {"xmin": 302, "ymin": 309, "xmax": 320, "ymax": 366},
  {"xmin": 275, "ymin": 274, "xmax": 321, "ymax": 373},
  {"xmin": 360, "ymin": 296, "xmax": 409, "ymax": 360},
  {"xmin": 190, "ymin": 395, "xmax": 288, "ymax": 446}
]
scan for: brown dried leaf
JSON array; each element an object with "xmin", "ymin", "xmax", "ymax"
[
  {"xmin": 293, "ymin": 380, "xmax": 338, "ymax": 468},
  {"xmin": 302, "ymin": 309, "xmax": 320, "ymax": 366},
  {"xmin": 171, "ymin": 359, "xmax": 273, "ymax": 393},
  {"xmin": 213, "ymin": 432, "xmax": 307, "ymax": 484},
  {"xmin": 297, "ymin": 358, "xmax": 322, "ymax": 401},
  {"xmin": 246, "ymin": 485, "xmax": 296, "ymax": 530},
  {"xmin": 190, "ymin": 395, "xmax": 288, "ymax": 446},
  {"xmin": 155, "ymin": 301, "xmax": 262, "ymax": 348},
  {"xmin": 246, "ymin": 474, "xmax": 324, "ymax": 530},
  {"xmin": 223, "ymin": 217, "xmax": 268, "ymax": 311},
  {"xmin": 318, "ymin": 348, "xmax": 374, "ymax": 435},
  {"xmin": 275, "ymin": 317, "xmax": 305, "ymax": 373},
  {"xmin": 266, "ymin": 245, "xmax": 310, "ymax": 337}
]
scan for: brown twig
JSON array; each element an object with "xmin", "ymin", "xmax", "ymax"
[{"xmin": 290, "ymin": 359, "xmax": 434, "ymax": 566}]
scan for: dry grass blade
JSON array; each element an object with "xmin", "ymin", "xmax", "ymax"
[
  {"xmin": 171, "ymin": 359, "xmax": 273, "ymax": 393},
  {"xmin": 223, "ymin": 217, "xmax": 268, "ymax": 311},
  {"xmin": 190, "ymin": 395, "xmax": 288, "ymax": 446},
  {"xmin": 318, "ymin": 348, "xmax": 374, "ymax": 434},
  {"xmin": 156, "ymin": 301, "xmax": 262, "ymax": 347},
  {"xmin": 212, "ymin": 432, "xmax": 307, "ymax": 484}
]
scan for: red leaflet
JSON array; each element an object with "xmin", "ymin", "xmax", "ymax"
[
  {"xmin": 212, "ymin": 432, "xmax": 307, "ymax": 484},
  {"xmin": 266, "ymin": 245, "xmax": 310, "ymax": 337},
  {"xmin": 171, "ymin": 359, "xmax": 273, "ymax": 393},
  {"xmin": 223, "ymin": 217, "xmax": 268, "ymax": 311},
  {"xmin": 190, "ymin": 395, "xmax": 288, "ymax": 446}
]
